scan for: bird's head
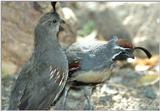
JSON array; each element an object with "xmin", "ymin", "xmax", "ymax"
[
  {"xmin": 111, "ymin": 36, "xmax": 152, "ymax": 61},
  {"xmin": 35, "ymin": 2, "xmax": 65, "ymax": 37}
]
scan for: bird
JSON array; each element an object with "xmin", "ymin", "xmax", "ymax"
[
  {"xmin": 59, "ymin": 36, "xmax": 152, "ymax": 109},
  {"xmin": 8, "ymin": 2, "xmax": 68, "ymax": 110},
  {"xmin": 67, "ymin": 36, "xmax": 151, "ymax": 83}
]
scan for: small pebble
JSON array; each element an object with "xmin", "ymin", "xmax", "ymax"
[
  {"xmin": 104, "ymin": 87, "xmax": 118, "ymax": 95},
  {"xmin": 112, "ymin": 95, "xmax": 122, "ymax": 102}
]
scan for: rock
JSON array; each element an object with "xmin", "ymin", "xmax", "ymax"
[
  {"xmin": 54, "ymin": 86, "xmax": 94, "ymax": 110},
  {"xmin": 67, "ymin": 2, "xmax": 131, "ymax": 41},
  {"xmin": 2, "ymin": 2, "xmax": 36, "ymax": 70},
  {"xmin": 114, "ymin": 3, "xmax": 160, "ymax": 55},
  {"xmin": 93, "ymin": 8, "xmax": 131, "ymax": 42},
  {"xmin": 100, "ymin": 84, "xmax": 118, "ymax": 95},
  {"xmin": 109, "ymin": 68, "xmax": 140, "ymax": 88},
  {"xmin": 58, "ymin": 7, "xmax": 78, "ymax": 48},
  {"xmin": 99, "ymin": 95, "xmax": 112, "ymax": 106},
  {"xmin": 112, "ymin": 95, "xmax": 122, "ymax": 102},
  {"xmin": 143, "ymin": 86, "xmax": 157, "ymax": 99}
]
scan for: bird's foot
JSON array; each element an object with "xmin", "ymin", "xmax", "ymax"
[
  {"xmin": 84, "ymin": 101, "xmax": 94, "ymax": 110},
  {"xmin": 83, "ymin": 86, "xmax": 94, "ymax": 110}
]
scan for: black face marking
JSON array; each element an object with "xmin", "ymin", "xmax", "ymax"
[{"xmin": 112, "ymin": 49, "xmax": 134, "ymax": 61}]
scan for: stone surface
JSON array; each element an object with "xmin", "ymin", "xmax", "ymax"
[
  {"xmin": 113, "ymin": 3, "xmax": 160, "ymax": 54},
  {"xmin": 71, "ymin": 2, "xmax": 132, "ymax": 41}
]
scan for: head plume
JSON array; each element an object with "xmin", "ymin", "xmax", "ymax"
[
  {"xmin": 51, "ymin": 2, "xmax": 57, "ymax": 12},
  {"xmin": 134, "ymin": 47, "xmax": 152, "ymax": 59},
  {"xmin": 111, "ymin": 36, "xmax": 152, "ymax": 59}
]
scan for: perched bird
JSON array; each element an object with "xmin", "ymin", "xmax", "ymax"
[
  {"xmin": 9, "ymin": 2, "xmax": 68, "ymax": 110},
  {"xmin": 60, "ymin": 36, "xmax": 152, "ymax": 109}
]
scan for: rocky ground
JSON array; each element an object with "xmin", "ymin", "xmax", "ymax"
[
  {"xmin": 2, "ymin": 2, "xmax": 160, "ymax": 110},
  {"xmin": 2, "ymin": 61, "xmax": 159, "ymax": 110},
  {"xmin": 52, "ymin": 57, "xmax": 159, "ymax": 110}
]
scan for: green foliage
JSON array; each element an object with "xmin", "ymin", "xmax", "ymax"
[
  {"xmin": 2, "ymin": 62, "xmax": 17, "ymax": 77},
  {"xmin": 78, "ymin": 20, "xmax": 96, "ymax": 36},
  {"xmin": 2, "ymin": 66, "xmax": 10, "ymax": 77}
]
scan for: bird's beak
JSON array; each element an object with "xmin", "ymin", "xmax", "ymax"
[
  {"xmin": 59, "ymin": 19, "xmax": 65, "ymax": 31},
  {"xmin": 123, "ymin": 50, "xmax": 135, "ymax": 59},
  {"xmin": 60, "ymin": 19, "xmax": 65, "ymax": 24},
  {"xmin": 113, "ymin": 49, "xmax": 134, "ymax": 61}
]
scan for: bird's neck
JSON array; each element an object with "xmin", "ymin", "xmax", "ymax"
[
  {"xmin": 95, "ymin": 43, "xmax": 112, "ymax": 56},
  {"xmin": 35, "ymin": 32, "xmax": 59, "ymax": 48},
  {"xmin": 90, "ymin": 43, "xmax": 114, "ymax": 69},
  {"xmin": 33, "ymin": 32, "xmax": 61, "ymax": 63},
  {"xmin": 33, "ymin": 24, "xmax": 61, "ymax": 51}
]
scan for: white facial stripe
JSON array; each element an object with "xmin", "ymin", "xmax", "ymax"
[
  {"xmin": 112, "ymin": 52, "xmax": 122, "ymax": 60},
  {"xmin": 114, "ymin": 45, "xmax": 130, "ymax": 50}
]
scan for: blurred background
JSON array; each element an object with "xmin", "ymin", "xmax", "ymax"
[{"xmin": 1, "ymin": 2, "xmax": 160, "ymax": 110}]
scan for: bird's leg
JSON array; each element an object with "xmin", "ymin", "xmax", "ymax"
[
  {"xmin": 62, "ymin": 84, "xmax": 70, "ymax": 109},
  {"xmin": 83, "ymin": 86, "xmax": 94, "ymax": 110}
]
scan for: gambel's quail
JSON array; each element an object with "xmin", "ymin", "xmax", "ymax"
[
  {"xmin": 9, "ymin": 2, "xmax": 68, "ymax": 110},
  {"xmin": 60, "ymin": 36, "xmax": 152, "ymax": 109},
  {"xmin": 67, "ymin": 36, "xmax": 151, "ymax": 83}
]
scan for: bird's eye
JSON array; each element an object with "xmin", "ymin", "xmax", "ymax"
[{"xmin": 52, "ymin": 19, "xmax": 57, "ymax": 23}]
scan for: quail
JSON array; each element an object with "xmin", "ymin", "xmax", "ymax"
[
  {"xmin": 60, "ymin": 36, "xmax": 152, "ymax": 109},
  {"xmin": 8, "ymin": 2, "xmax": 68, "ymax": 110},
  {"xmin": 67, "ymin": 36, "xmax": 151, "ymax": 83}
]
